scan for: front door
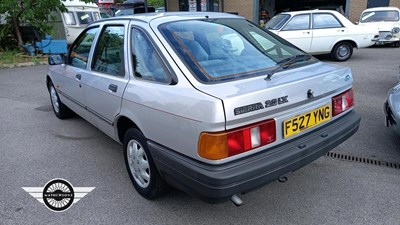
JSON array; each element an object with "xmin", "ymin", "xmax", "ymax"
[{"xmin": 60, "ymin": 27, "xmax": 100, "ymax": 111}]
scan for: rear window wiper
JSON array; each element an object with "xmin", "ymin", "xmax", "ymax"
[{"xmin": 264, "ymin": 54, "xmax": 312, "ymax": 81}]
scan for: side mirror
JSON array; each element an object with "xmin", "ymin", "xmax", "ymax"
[{"xmin": 48, "ymin": 54, "xmax": 63, "ymax": 65}]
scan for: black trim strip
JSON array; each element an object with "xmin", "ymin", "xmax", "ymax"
[{"xmin": 58, "ymin": 90, "xmax": 114, "ymax": 126}]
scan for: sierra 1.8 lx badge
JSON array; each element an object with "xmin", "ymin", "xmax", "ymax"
[{"xmin": 234, "ymin": 96, "xmax": 289, "ymax": 116}]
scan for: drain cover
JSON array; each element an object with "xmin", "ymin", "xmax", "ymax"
[{"xmin": 325, "ymin": 152, "xmax": 400, "ymax": 169}]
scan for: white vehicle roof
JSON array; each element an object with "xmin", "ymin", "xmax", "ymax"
[
  {"xmin": 62, "ymin": 0, "xmax": 98, "ymax": 8},
  {"xmin": 102, "ymin": 12, "xmax": 244, "ymax": 23},
  {"xmin": 279, "ymin": 9, "xmax": 343, "ymax": 15},
  {"xmin": 362, "ymin": 7, "xmax": 400, "ymax": 12},
  {"xmin": 277, "ymin": 10, "xmax": 354, "ymax": 26}
]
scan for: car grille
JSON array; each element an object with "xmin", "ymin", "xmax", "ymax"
[{"xmin": 379, "ymin": 31, "xmax": 392, "ymax": 40}]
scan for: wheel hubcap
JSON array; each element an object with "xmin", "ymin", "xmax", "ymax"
[
  {"xmin": 338, "ymin": 45, "xmax": 349, "ymax": 57},
  {"xmin": 127, "ymin": 140, "xmax": 150, "ymax": 188},
  {"xmin": 50, "ymin": 86, "xmax": 60, "ymax": 113}
]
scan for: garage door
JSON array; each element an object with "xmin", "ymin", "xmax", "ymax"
[{"xmin": 367, "ymin": 0, "xmax": 390, "ymax": 8}]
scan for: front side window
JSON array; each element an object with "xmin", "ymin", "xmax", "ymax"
[
  {"xmin": 76, "ymin": 11, "xmax": 94, "ymax": 25},
  {"xmin": 131, "ymin": 28, "xmax": 170, "ymax": 83},
  {"xmin": 282, "ymin": 14, "xmax": 310, "ymax": 31},
  {"xmin": 159, "ymin": 18, "xmax": 313, "ymax": 83},
  {"xmin": 360, "ymin": 10, "xmax": 400, "ymax": 23},
  {"xmin": 92, "ymin": 25, "xmax": 125, "ymax": 76},
  {"xmin": 68, "ymin": 27, "xmax": 99, "ymax": 69},
  {"xmin": 63, "ymin": 12, "xmax": 76, "ymax": 25},
  {"xmin": 313, "ymin": 13, "xmax": 342, "ymax": 29}
]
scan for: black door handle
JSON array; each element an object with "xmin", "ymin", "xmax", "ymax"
[
  {"xmin": 76, "ymin": 74, "xmax": 82, "ymax": 80},
  {"xmin": 109, "ymin": 84, "xmax": 118, "ymax": 92}
]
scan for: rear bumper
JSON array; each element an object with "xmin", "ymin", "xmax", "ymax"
[{"xmin": 149, "ymin": 110, "xmax": 361, "ymax": 203}]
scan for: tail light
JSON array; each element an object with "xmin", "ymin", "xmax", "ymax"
[
  {"xmin": 332, "ymin": 88, "xmax": 354, "ymax": 117},
  {"xmin": 198, "ymin": 119, "xmax": 276, "ymax": 160}
]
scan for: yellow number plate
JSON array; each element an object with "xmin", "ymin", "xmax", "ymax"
[{"xmin": 283, "ymin": 105, "xmax": 331, "ymax": 138}]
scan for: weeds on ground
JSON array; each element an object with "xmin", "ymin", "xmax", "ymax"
[{"xmin": 0, "ymin": 50, "xmax": 46, "ymax": 64}]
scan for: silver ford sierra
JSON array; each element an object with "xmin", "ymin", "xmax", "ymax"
[{"xmin": 46, "ymin": 12, "xmax": 361, "ymax": 205}]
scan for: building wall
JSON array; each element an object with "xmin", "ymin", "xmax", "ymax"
[
  {"xmin": 223, "ymin": 0, "xmax": 254, "ymax": 21},
  {"xmin": 348, "ymin": 0, "xmax": 400, "ymax": 23},
  {"xmin": 166, "ymin": 0, "xmax": 400, "ymax": 24},
  {"xmin": 390, "ymin": 0, "xmax": 400, "ymax": 7},
  {"xmin": 166, "ymin": 0, "xmax": 179, "ymax": 11},
  {"xmin": 348, "ymin": 0, "xmax": 367, "ymax": 22}
]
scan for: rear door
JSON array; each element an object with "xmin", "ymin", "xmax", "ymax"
[
  {"xmin": 310, "ymin": 13, "xmax": 348, "ymax": 53},
  {"xmin": 82, "ymin": 21, "xmax": 129, "ymax": 133},
  {"xmin": 278, "ymin": 14, "xmax": 312, "ymax": 52}
]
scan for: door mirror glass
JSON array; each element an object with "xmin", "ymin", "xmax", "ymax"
[{"xmin": 48, "ymin": 55, "xmax": 63, "ymax": 65}]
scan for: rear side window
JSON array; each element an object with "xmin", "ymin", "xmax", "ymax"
[
  {"xmin": 282, "ymin": 14, "xmax": 310, "ymax": 30},
  {"xmin": 313, "ymin": 13, "xmax": 342, "ymax": 29},
  {"xmin": 68, "ymin": 27, "xmax": 99, "ymax": 69},
  {"xmin": 131, "ymin": 28, "xmax": 170, "ymax": 83},
  {"xmin": 92, "ymin": 25, "xmax": 125, "ymax": 76}
]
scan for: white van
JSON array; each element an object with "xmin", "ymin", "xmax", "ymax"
[
  {"xmin": 52, "ymin": 0, "xmax": 101, "ymax": 45},
  {"xmin": 358, "ymin": 7, "xmax": 400, "ymax": 47}
]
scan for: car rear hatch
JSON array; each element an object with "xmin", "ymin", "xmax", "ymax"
[{"xmin": 195, "ymin": 61, "xmax": 354, "ymax": 150}]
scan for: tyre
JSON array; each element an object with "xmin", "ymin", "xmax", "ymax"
[
  {"xmin": 123, "ymin": 128, "xmax": 167, "ymax": 199},
  {"xmin": 48, "ymin": 81, "xmax": 72, "ymax": 119},
  {"xmin": 394, "ymin": 41, "xmax": 400, "ymax": 48},
  {"xmin": 331, "ymin": 42, "xmax": 353, "ymax": 62}
]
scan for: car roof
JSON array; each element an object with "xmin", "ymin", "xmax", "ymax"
[
  {"xmin": 93, "ymin": 12, "xmax": 244, "ymax": 24},
  {"xmin": 278, "ymin": 9, "xmax": 343, "ymax": 16},
  {"xmin": 362, "ymin": 7, "xmax": 400, "ymax": 12}
]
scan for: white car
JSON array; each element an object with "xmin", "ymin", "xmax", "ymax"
[
  {"xmin": 358, "ymin": 7, "xmax": 400, "ymax": 47},
  {"xmin": 266, "ymin": 10, "xmax": 378, "ymax": 61}
]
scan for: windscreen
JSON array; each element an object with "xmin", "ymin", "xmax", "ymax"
[
  {"xmin": 159, "ymin": 18, "xmax": 314, "ymax": 83},
  {"xmin": 265, "ymin": 14, "xmax": 291, "ymax": 30},
  {"xmin": 360, "ymin": 10, "xmax": 400, "ymax": 23}
]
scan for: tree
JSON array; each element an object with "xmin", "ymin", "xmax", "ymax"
[
  {"xmin": 0, "ymin": 0, "xmax": 91, "ymax": 49},
  {"xmin": 147, "ymin": 0, "xmax": 164, "ymax": 7}
]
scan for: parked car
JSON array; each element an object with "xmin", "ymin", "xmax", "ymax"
[
  {"xmin": 265, "ymin": 10, "xmax": 378, "ymax": 61},
  {"xmin": 46, "ymin": 12, "xmax": 360, "ymax": 204},
  {"xmin": 51, "ymin": 0, "xmax": 101, "ymax": 45},
  {"xmin": 384, "ymin": 75, "xmax": 400, "ymax": 136},
  {"xmin": 358, "ymin": 7, "xmax": 400, "ymax": 47}
]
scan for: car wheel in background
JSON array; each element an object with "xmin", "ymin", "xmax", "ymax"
[
  {"xmin": 123, "ymin": 128, "xmax": 168, "ymax": 199},
  {"xmin": 48, "ymin": 81, "xmax": 73, "ymax": 119},
  {"xmin": 394, "ymin": 41, "xmax": 400, "ymax": 48},
  {"xmin": 331, "ymin": 42, "xmax": 353, "ymax": 61}
]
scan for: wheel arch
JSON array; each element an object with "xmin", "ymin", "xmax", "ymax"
[
  {"xmin": 116, "ymin": 116, "xmax": 141, "ymax": 143},
  {"xmin": 333, "ymin": 39, "xmax": 358, "ymax": 49},
  {"xmin": 46, "ymin": 75, "xmax": 52, "ymax": 91}
]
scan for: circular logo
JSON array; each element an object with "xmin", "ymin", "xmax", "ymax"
[{"xmin": 42, "ymin": 179, "xmax": 74, "ymax": 212}]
